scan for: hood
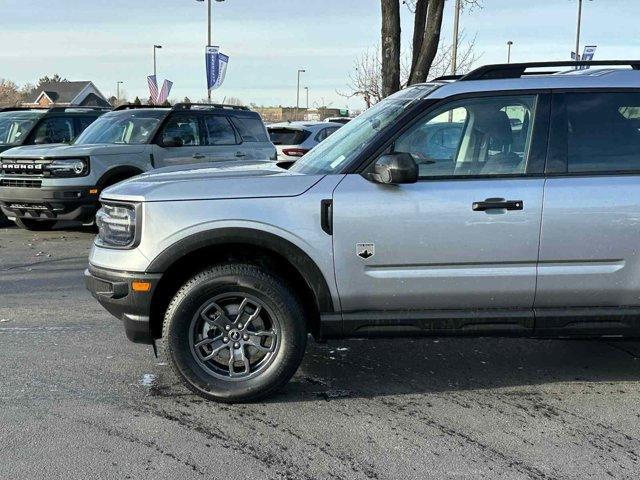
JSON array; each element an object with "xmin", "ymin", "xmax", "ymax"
[
  {"xmin": 102, "ymin": 160, "xmax": 324, "ymax": 202},
  {"xmin": 0, "ymin": 143, "xmax": 147, "ymax": 158}
]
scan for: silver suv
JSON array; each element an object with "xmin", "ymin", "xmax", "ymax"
[
  {"xmin": 87, "ymin": 60, "xmax": 640, "ymax": 402},
  {"xmin": 0, "ymin": 103, "xmax": 275, "ymax": 230}
]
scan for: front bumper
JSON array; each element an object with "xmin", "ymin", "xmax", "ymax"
[
  {"xmin": 0, "ymin": 184, "xmax": 99, "ymax": 222},
  {"xmin": 85, "ymin": 265, "xmax": 162, "ymax": 344}
]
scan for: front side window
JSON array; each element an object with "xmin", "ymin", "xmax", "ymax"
[
  {"xmin": 74, "ymin": 110, "xmax": 166, "ymax": 145},
  {"xmin": 394, "ymin": 95, "xmax": 537, "ymax": 178},
  {"xmin": 0, "ymin": 112, "xmax": 43, "ymax": 146},
  {"xmin": 203, "ymin": 115, "xmax": 236, "ymax": 145},
  {"xmin": 290, "ymin": 83, "xmax": 441, "ymax": 175},
  {"xmin": 565, "ymin": 92, "xmax": 640, "ymax": 173},
  {"xmin": 32, "ymin": 117, "xmax": 74, "ymax": 143},
  {"xmin": 161, "ymin": 115, "xmax": 201, "ymax": 146}
]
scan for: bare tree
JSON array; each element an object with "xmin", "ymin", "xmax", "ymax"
[
  {"xmin": 0, "ymin": 79, "xmax": 21, "ymax": 107},
  {"xmin": 381, "ymin": 0, "xmax": 401, "ymax": 98},
  {"xmin": 378, "ymin": 0, "xmax": 482, "ymax": 97},
  {"xmin": 340, "ymin": 32, "xmax": 478, "ymax": 106}
]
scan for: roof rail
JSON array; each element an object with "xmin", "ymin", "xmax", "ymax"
[
  {"xmin": 172, "ymin": 102, "xmax": 250, "ymax": 111},
  {"xmin": 0, "ymin": 106, "xmax": 49, "ymax": 113},
  {"xmin": 430, "ymin": 74, "xmax": 463, "ymax": 82},
  {"xmin": 461, "ymin": 60, "xmax": 640, "ymax": 81},
  {"xmin": 47, "ymin": 106, "xmax": 112, "ymax": 112},
  {"xmin": 113, "ymin": 104, "xmax": 172, "ymax": 111}
]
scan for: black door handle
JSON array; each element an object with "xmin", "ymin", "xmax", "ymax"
[
  {"xmin": 192, "ymin": 153, "xmax": 206, "ymax": 159},
  {"xmin": 472, "ymin": 198, "xmax": 523, "ymax": 211}
]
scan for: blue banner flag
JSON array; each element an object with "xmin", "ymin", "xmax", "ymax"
[
  {"xmin": 581, "ymin": 45, "xmax": 597, "ymax": 69},
  {"xmin": 206, "ymin": 46, "xmax": 229, "ymax": 92}
]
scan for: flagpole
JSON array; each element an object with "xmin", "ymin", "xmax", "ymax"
[{"xmin": 207, "ymin": 0, "xmax": 212, "ymax": 103}]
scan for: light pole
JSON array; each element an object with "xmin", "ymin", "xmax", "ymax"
[
  {"xmin": 116, "ymin": 81, "xmax": 123, "ymax": 102},
  {"xmin": 575, "ymin": 0, "xmax": 582, "ymax": 64},
  {"xmin": 153, "ymin": 45, "xmax": 162, "ymax": 78},
  {"xmin": 507, "ymin": 41, "xmax": 513, "ymax": 63},
  {"xmin": 197, "ymin": 0, "xmax": 225, "ymax": 103},
  {"xmin": 296, "ymin": 69, "xmax": 305, "ymax": 120},
  {"xmin": 304, "ymin": 86, "xmax": 309, "ymax": 109},
  {"xmin": 451, "ymin": 0, "xmax": 461, "ymax": 75}
]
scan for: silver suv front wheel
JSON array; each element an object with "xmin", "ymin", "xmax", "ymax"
[{"xmin": 161, "ymin": 264, "xmax": 307, "ymax": 402}]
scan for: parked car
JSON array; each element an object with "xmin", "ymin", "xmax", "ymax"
[
  {"xmin": 324, "ymin": 117, "xmax": 352, "ymax": 125},
  {"xmin": 0, "ymin": 106, "xmax": 108, "ymax": 225},
  {"xmin": 268, "ymin": 121, "xmax": 342, "ymax": 160},
  {"xmin": 87, "ymin": 60, "xmax": 640, "ymax": 402},
  {"xmin": 0, "ymin": 103, "xmax": 275, "ymax": 230}
]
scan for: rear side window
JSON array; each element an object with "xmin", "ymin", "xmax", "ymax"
[
  {"xmin": 268, "ymin": 128, "xmax": 310, "ymax": 145},
  {"xmin": 203, "ymin": 115, "xmax": 237, "ymax": 145},
  {"xmin": 565, "ymin": 92, "xmax": 640, "ymax": 173},
  {"xmin": 75, "ymin": 116, "xmax": 99, "ymax": 136},
  {"xmin": 231, "ymin": 115, "xmax": 268, "ymax": 142},
  {"xmin": 32, "ymin": 117, "xmax": 75, "ymax": 143}
]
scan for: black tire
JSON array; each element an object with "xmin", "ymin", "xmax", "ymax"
[
  {"xmin": 14, "ymin": 218, "xmax": 57, "ymax": 231},
  {"xmin": 160, "ymin": 264, "xmax": 307, "ymax": 403}
]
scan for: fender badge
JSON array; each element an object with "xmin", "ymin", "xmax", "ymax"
[{"xmin": 356, "ymin": 243, "xmax": 375, "ymax": 260}]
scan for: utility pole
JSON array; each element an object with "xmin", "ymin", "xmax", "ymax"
[
  {"xmin": 305, "ymin": 86, "xmax": 309, "ymax": 109},
  {"xmin": 451, "ymin": 0, "xmax": 461, "ymax": 75},
  {"xmin": 507, "ymin": 41, "xmax": 513, "ymax": 63},
  {"xmin": 296, "ymin": 69, "xmax": 305, "ymax": 120}
]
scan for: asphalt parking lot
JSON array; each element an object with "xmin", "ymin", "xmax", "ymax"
[{"xmin": 1, "ymin": 224, "xmax": 640, "ymax": 479}]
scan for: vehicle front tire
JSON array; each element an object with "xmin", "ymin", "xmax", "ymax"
[
  {"xmin": 14, "ymin": 218, "xmax": 57, "ymax": 231},
  {"xmin": 160, "ymin": 264, "xmax": 307, "ymax": 403}
]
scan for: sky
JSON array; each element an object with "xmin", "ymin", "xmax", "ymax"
[{"xmin": 1, "ymin": 0, "xmax": 639, "ymax": 110}]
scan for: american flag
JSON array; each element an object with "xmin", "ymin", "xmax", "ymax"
[
  {"xmin": 157, "ymin": 79, "xmax": 173, "ymax": 104},
  {"xmin": 147, "ymin": 75, "xmax": 159, "ymax": 104}
]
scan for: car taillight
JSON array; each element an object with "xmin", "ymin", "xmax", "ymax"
[{"xmin": 282, "ymin": 148, "xmax": 309, "ymax": 157}]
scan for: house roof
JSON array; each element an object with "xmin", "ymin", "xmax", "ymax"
[{"xmin": 30, "ymin": 81, "xmax": 93, "ymax": 103}]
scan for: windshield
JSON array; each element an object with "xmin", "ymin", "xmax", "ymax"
[
  {"xmin": 74, "ymin": 110, "xmax": 167, "ymax": 145},
  {"xmin": 289, "ymin": 84, "xmax": 440, "ymax": 175},
  {"xmin": 0, "ymin": 111, "xmax": 44, "ymax": 146}
]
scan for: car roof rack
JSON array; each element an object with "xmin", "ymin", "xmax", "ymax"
[
  {"xmin": 47, "ymin": 106, "xmax": 112, "ymax": 112},
  {"xmin": 113, "ymin": 103, "xmax": 172, "ymax": 111},
  {"xmin": 430, "ymin": 74, "xmax": 463, "ymax": 82},
  {"xmin": 460, "ymin": 60, "xmax": 640, "ymax": 81},
  {"xmin": 172, "ymin": 102, "xmax": 250, "ymax": 111},
  {"xmin": 0, "ymin": 106, "xmax": 49, "ymax": 113}
]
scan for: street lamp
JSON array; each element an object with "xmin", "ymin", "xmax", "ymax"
[
  {"xmin": 574, "ymin": 0, "xmax": 593, "ymax": 66},
  {"xmin": 507, "ymin": 41, "xmax": 513, "ymax": 63},
  {"xmin": 153, "ymin": 45, "xmax": 162, "ymax": 78},
  {"xmin": 116, "ymin": 81, "xmax": 123, "ymax": 102},
  {"xmin": 296, "ymin": 69, "xmax": 305, "ymax": 120},
  {"xmin": 196, "ymin": 0, "xmax": 226, "ymax": 102}
]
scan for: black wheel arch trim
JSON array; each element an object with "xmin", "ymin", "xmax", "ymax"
[
  {"xmin": 96, "ymin": 166, "xmax": 144, "ymax": 189},
  {"xmin": 145, "ymin": 227, "xmax": 336, "ymax": 313}
]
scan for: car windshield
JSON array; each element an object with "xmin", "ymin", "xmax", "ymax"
[
  {"xmin": 74, "ymin": 110, "xmax": 167, "ymax": 145},
  {"xmin": 0, "ymin": 111, "xmax": 44, "ymax": 146},
  {"xmin": 289, "ymin": 84, "xmax": 440, "ymax": 175}
]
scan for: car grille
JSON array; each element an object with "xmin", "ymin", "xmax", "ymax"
[
  {"xmin": 0, "ymin": 158, "xmax": 50, "ymax": 176},
  {"xmin": 0, "ymin": 178, "xmax": 42, "ymax": 188}
]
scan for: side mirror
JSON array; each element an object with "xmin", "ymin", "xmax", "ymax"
[
  {"xmin": 161, "ymin": 137, "xmax": 183, "ymax": 148},
  {"xmin": 367, "ymin": 152, "xmax": 418, "ymax": 185}
]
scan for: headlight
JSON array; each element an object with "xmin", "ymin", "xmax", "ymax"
[
  {"xmin": 96, "ymin": 203, "xmax": 138, "ymax": 248},
  {"xmin": 46, "ymin": 158, "xmax": 88, "ymax": 177}
]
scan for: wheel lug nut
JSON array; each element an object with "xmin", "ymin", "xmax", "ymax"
[
  {"xmin": 225, "ymin": 325, "xmax": 231, "ymax": 331},
  {"xmin": 223, "ymin": 337, "xmax": 229, "ymax": 343},
  {"xmin": 243, "ymin": 334, "xmax": 249, "ymax": 341},
  {"xmin": 234, "ymin": 342, "xmax": 240, "ymax": 349},
  {"xmin": 237, "ymin": 323, "xmax": 243, "ymax": 329}
]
